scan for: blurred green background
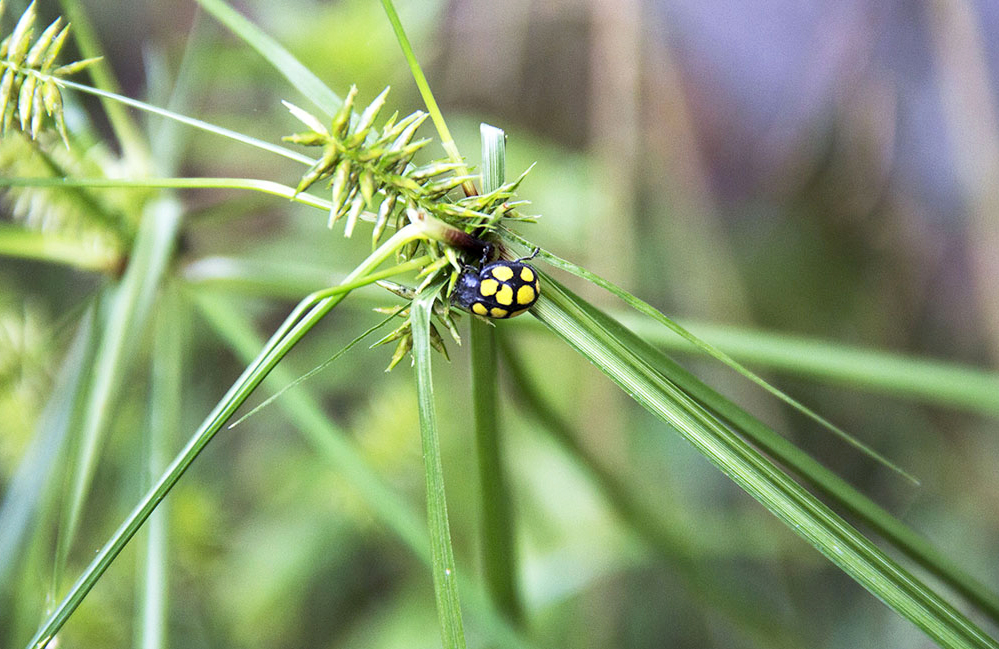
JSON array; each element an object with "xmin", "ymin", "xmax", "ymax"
[{"xmin": 2, "ymin": 0, "xmax": 998, "ymax": 647}]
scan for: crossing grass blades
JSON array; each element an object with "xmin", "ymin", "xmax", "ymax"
[{"xmin": 1, "ymin": 1, "xmax": 998, "ymax": 649}]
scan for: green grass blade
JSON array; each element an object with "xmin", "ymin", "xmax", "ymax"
[
  {"xmin": 194, "ymin": 292, "xmax": 541, "ymax": 649},
  {"xmin": 58, "ymin": 0, "xmax": 150, "ymax": 165},
  {"xmin": 502, "ymin": 231, "xmax": 918, "ymax": 485},
  {"xmin": 470, "ymin": 320, "xmax": 523, "ymax": 621},
  {"xmin": 532, "ymin": 274, "xmax": 999, "ymax": 649},
  {"xmin": 52, "ymin": 197, "xmax": 183, "ymax": 594},
  {"xmin": 0, "ymin": 176, "xmax": 330, "ymax": 210},
  {"xmin": 54, "ymin": 78, "xmax": 313, "ymax": 165},
  {"xmin": 587, "ymin": 304, "xmax": 999, "ymax": 622},
  {"xmin": 379, "ymin": 0, "xmax": 471, "ymax": 187},
  {"xmin": 498, "ymin": 334, "xmax": 805, "ymax": 648},
  {"xmin": 473, "ymin": 123, "xmax": 522, "ymax": 623},
  {"xmin": 136, "ymin": 287, "xmax": 183, "ymax": 649},
  {"xmin": 412, "ymin": 283, "xmax": 467, "ymax": 649},
  {"xmin": 0, "ymin": 304, "xmax": 97, "ymax": 591},
  {"xmin": 624, "ymin": 317, "xmax": 999, "ymax": 417},
  {"xmin": 24, "ymin": 226, "xmax": 428, "ymax": 649},
  {"xmin": 196, "ymin": 0, "xmax": 341, "ymax": 116}
]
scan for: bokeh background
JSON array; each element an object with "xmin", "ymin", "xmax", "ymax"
[{"xmin": 2, "ymin": 0, "xmax": 998, "ymax": 647}]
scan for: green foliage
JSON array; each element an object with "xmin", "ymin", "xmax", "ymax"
[{"xmin": 2, "ymin": 1, "xmax": 998, "ymax": 649}]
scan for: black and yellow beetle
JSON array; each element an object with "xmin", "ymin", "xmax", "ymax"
[{"xmin": 451, "ymin": 254, "xmax": 540, "ymax": 319}]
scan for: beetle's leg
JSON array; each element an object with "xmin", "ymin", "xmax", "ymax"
[
  {"xmin": 479, "ymin": 242, "xmax": 495, "ymax": 266},
  {"xmin": 515, "ymin": 247, "xmax": 540, "ymax": 263}
]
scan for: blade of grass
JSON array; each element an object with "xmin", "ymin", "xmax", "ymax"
[
  {"xmin": 379, "ymin": 0, "xmax": 474, "ymax": 194},
  {"xmin": 196, "ymin": 0, "xmax": 341, "ymax": 116},
  {"xmin": 473, "ymin": 123, "xmax": 522, "ymax": 624},
  {"xmin": 502, "ymin": 230, "xmax": 918, "ymax": 485},
  {"xmin": 621, "ymin": 316, "xmax": 999, "ymax": 418},
  {"xmin": 58, "ymin": 0, "xmax": 150, "ymax": 166},
  {"xmin": 497, "ymin": 334, "xmax": 806, "ymax": 649},
  {"xmin": 193, "ymin": 292, "xmax": 542, "ymax": 649},
  {"xmin": 532, "ymin": 274, "xmax": 999, "ymax": 649},
  {"xmin": 0, "ymin": 303, "xmax": 97, "ymax": 591},
  {"xmin": 585, "ymin": 302, "xmax": 999, "ymax": 622},
  {"xmin": 412, "ymin": 282, "xmax": 467, "ymax": 649},
  {"xmin": 136, "ymin": 287, "xmax": 183, "ymax": 649},
  {"xmin": 520, "ymin": 280, "xmax": 999, "ymax": 623},
  {"xmin": 471, "ymin": 320, "xmax": 523, "ymax": 621},
  {"xmin": 25, "ymin": 226, "xmax": 431, "ymax": 649},
  {"xmin": 52, "ymin": 78, "xmax": 314, "ymax": 165},
  {"xmin": 52, "ymin": 196, "xmax": 183, "ymax": 595},
  {"xmin": 0, "ymin": 176, "xmax": 331, "ymax": 211}
]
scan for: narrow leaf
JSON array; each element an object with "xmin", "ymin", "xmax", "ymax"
[
  {"xmin": 533, "ymin": 276, "xmax": 998, "ymax": 649},
  {"xmin": 196, "ymin": 0, "xmax": 341, "ymax": 116},
  {"xmin": 502, "ymin": 230, "xmax": 918, "ymax": 485},
  {"xmin": 412, "ymin": 282, "xmax": 467, "ymax": 649}
]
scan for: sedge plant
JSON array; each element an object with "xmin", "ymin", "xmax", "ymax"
[{"xmin": 0, "ymin": 1, "xmax": 997, "ymax": 649}]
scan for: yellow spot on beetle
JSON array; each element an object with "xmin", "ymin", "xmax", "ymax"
[
  {"xmin": 479, "ymin": 278, "xmax": 499, "ymax": 296},
  {"xmin": 520, "ymin": 267, "xmax": 534, "ymax": 282},
  {"xmin": 495, "ymin": 285, "xmax": 514, "ymax": 306},
  {"xmin": 509, "ymin": 308, "xmax": 528, "ymax": 318},
  {"xmin": 490, "ymin": 307, "xmax": 508, "ymax": 318},
  {"xmin": 517, "ymin": 285, "xmax": 535, "ymax": 305},
  {"xmin": 491, "ymin": 265, "xmax": 514, "ymax": 281},
  {"xmin": 472, "ymin": 302, "xmax": 488, "ymax": 316}
]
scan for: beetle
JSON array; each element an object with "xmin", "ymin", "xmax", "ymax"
[{"xmin": 451, "ymin": 254, "xmax": 540, "ymax": 319}]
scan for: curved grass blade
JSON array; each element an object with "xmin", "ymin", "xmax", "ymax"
[
  {"xmin": 623, "ymin": 317, "xmax": 999, "ymax": 418},
  {"xmin": 52, "ymin": 196, "xmax": 183, "ymax": 595},
  {"xmin": 54, "ymin": 78, "xmax": 313, "ymax": 164},
  {"xmin": 581, "ymin": 301, "xmax": 999, "ymax": 622},
  {"xmin": 498, "ymin": 334, "xmax": 806, "ymax": 648},
  {"xmin": 227, "ymin": 308, "xmax": 403, "ymax": 430},
  {"xmin": 196, "ymin": 0, "xmax": 341, "ymax": 116},
  {"xmin": 533, "ymin": 274, "xmax": 998, "ymax": 649},
  {"xmin": 502, "ymin": 230, "xmax": 918, "ymax": 485},
  {"xmin": 196, "ymin": 293, "xmax": 542, "ymax": 649},
  {"xmin": 412, "ymin": 282, "xmax": 467, "ymax": 649},
  {"xmin": 0, "ymin": 176, "xmax": 331, "ymax": 212},
  {"xmin": 24, "ymin": 226, "xmax": 430, "ymax": 649},
  {"xmin": 379, "ymin": 0, "xmax": 473, "ymax": 193}
]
